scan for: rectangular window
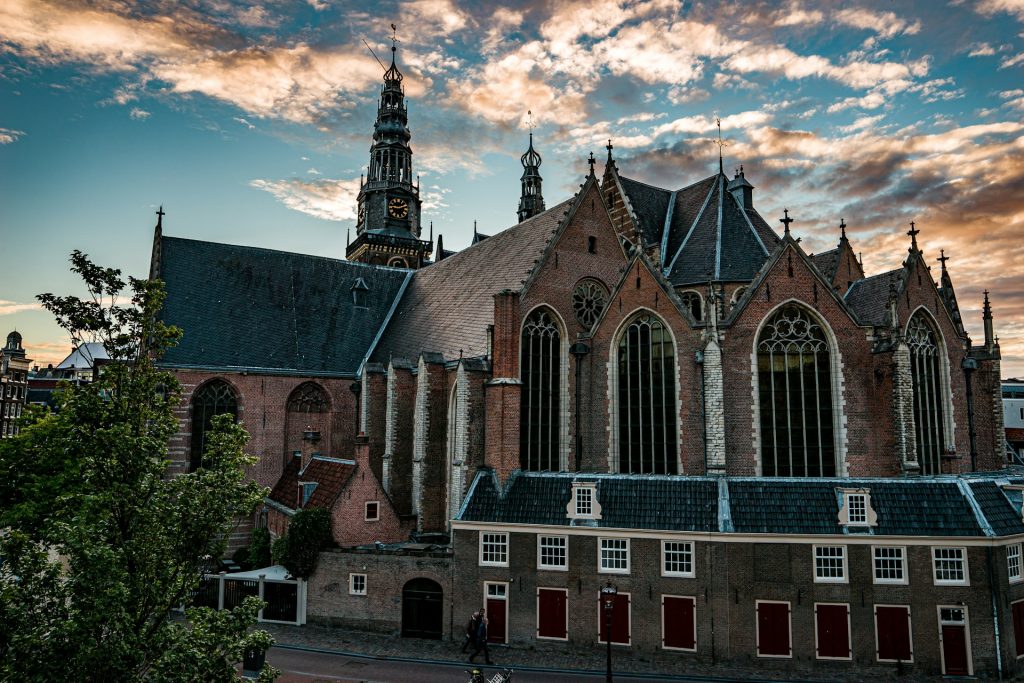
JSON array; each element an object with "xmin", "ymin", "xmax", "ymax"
[
  {"xmin": 873, "ymin": 546, "xmax": 907, "ymax": 584},
  {"xmin": 875, "ymin": 605, "xmax": 913, "ymax": 662},
  {"xmin": 597, "ymin": 592, "xmax": 631, "ymax": 645},
  {"xmin": 661, "ymin": 595, "xmax": 696, "ymax": 651},
  {"xmin": 538, "ymin": 535, "xmax": 568, "ymax": 571},
  {"xmin": 1013, "ymin": 600, "xmax": 1024, "ymax": 658},
  {"xmin": 349, "ymin": 573, "xmax": 366, "ymax": 595},
  {"xmin": 662, "ymin": 541, "xmax": 695, "ymax": 577},
  {"xmin": 480, "ymin": 532, "xmax": 509, "ymax": 567},
  {"xmin": 847, "ymin": 493, "xmax": 867, "ymax": 524},
  {"xmin": 814, "ymin": 545, "xmax": 847, "ymax": 583},
  {"xmin": 537, "ymin": 588, "xmax": 568, "ymax": 640},
  {"xmin": 576, "ymin": 487, "xmax": 593, "ymax": 517},
  {"xmin": 756, "ymin": 601, "xmax": 792, "ymax": 658},
  {"xmin": 1009, "ymin": 544, "xmax": 1022, "ymax": 584},
  {"xmin": 599, "ymin": 538, "xmax": 630, "ymax": 574},
  {"xmin": 365, "ymin": 501, "xmax": 379, "ymax": 521},
  {"xmin": 815, "ymin": 603, "xmax": 851, "ymax": 660},
  {"xmin": 933, "ymin": 547, "xmax": 969, "ymax": 585}
]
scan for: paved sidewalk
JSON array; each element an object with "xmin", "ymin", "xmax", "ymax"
[{"xmin": 258, "ymin": 622, "xmax": 933, "ymax": 682}]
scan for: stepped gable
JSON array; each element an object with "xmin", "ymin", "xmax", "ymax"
[
  {"xmin": 617, "ymin": 176, "xmax": 672, "ymax": 247},
  {"xmin": 844, "ymin": 268, "xmax": 903, "ymax": 326},
  {"xmin": 371, "ymin": 199, "xmax": 573, "ymax": 363},
  {"xmin": 158, "ymin": 236, "xmax": 409, "ymax": 375},
  {"xmin": 267, "ymin": 456, "xmax": 356, "ymax": 512}
]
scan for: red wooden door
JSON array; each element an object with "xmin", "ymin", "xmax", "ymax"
[
  {"xmin": 537, "ymin": 588, "xmax": 567, "ymax": 639},
  {"xmin": 942, "ymin": 625, "xmax": 969, "ymax": 675},
  {"xmin": 487, "ymin": 597, "xmax": 507, "ymax": 643},
  {"xmin": 1013, "ymin": 601, "xmax": 1024, "ymax": 657},
  {"xmin": 815, "ymin": 604, "xmax": 849, "ymax": 659},
  {"xmin": 598, "ymin": 593, "xmax": 630, "ymax": 644},
  {"xmin": 875, "ymin": 606, "xmax": 912, "ymax": 661},
  {"xmin": 756, "ymin": 602, "xmax": 791, "ymax": 657},
  {"xmin": 662, "ymin": 596, "xmax": 696, "ymax": 650}
]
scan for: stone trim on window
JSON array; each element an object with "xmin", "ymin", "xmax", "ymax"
[
  {"xmin": 837, "ymin": 488, "xmax": 877, "ymax": 527},
  {"xmin": 566, "ymin": 482, "xmax": 602, "ymax": 521}
]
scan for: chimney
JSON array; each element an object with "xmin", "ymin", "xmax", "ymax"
[
  {"xmin": 301, "ymin": 427, "xmax": 321, "ymax": 474},
  {"xmin": 727, "ymin": 165, "xmax": 754, "ymax": 210}
]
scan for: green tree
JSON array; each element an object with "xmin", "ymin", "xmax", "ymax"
[
  {"xmin": 0, "ymin": 251, "xmax": 278, "ymax": 682},
  {"xmin": 273, "ymin": 507, "xmax": 332, "ymax": 579}
]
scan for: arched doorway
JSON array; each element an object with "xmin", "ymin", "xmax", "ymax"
[{"xmin": 401, "ymin": 578, "xmax": 443, "ymax": 639}]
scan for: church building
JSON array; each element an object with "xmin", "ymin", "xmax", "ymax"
[{"xmin": 150, "ymin": 45, "xmax": 1023, "ymax": 678}]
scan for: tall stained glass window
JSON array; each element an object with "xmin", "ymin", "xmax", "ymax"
[
  {"xmin": 190, "ymin": 379, "xmax": 238, "ymax": 472},
  {"xmin": 907, "ymin": 313, "xmax": 946, "ymax": 474},
  {"xmin": 617, "ymin": 314, "xmax": 677, "ymax": 474},
  {"xmin": 520, "ymin": 308, "xmax": 562, "ymax": 471}
]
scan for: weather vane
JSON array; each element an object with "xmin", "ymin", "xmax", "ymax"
[
  {"xmin": 391, "ymin": 23, "xmax": 399, "ymax": 48},
  {"xmin": 714, "ymin": 116, "xmax": 728, "ymax": 172},
  {"xmin": 526, "ymin": 109, "xmax": 536, "ymax": 131}
]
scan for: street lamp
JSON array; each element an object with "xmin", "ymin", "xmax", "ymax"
[{"xmin": 601, "ymin": 581, "xmax": 618, "ymax": 683}]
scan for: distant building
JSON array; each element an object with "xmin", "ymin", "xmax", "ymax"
[
  {"xmin": 26, "ymin": 342, "xmax": 110, "ymax": 409},
  {"xmin": 0, "ymin": 331, "xmax": 31, "ymax": 437},
  {"xmin": 1005, "ymin": 379, "xmax": 1024, "ymax": 458}
]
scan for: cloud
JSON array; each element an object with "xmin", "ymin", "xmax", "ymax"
[
  {"xmin": 233, "ymin": 116, "xmax": 255, "ymax": 129},
  {"xmin": 1001, "ymin": 52, "xmax": 1024, "ymax": 68},
  {"xmin": 967, "ymin": 42, "xmax": 997, "ymax": 57},
  {"xmin": 0, "ymin": 127, "xmax": 25, "ymax": 144},
  {"xmin": 399, "ymin": 0, "xmax": 472, "ymax": 37},
  {"xmin": 129, "ymin": 107, "xmax": 149, "ymax": 120},
  {"xmin": 0, "ymin": 300, "xmax": 40, "ymax": 315},
  {"xmin": 249, "ymin": 176, "xmax": 361, "ymax": 221},
  {"xmin": 833, "ymin": 8, "xmax": 921, "ymax": 39},
  {"xmin": 974, "ymin": 0, "xmax": 1024, "ymax": 21}
]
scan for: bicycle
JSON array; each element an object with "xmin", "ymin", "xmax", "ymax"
[{"xmin": 466, "ymin": 667, "xmax": 514, "ymax": 682}]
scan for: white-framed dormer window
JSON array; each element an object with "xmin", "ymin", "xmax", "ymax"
[
  {"xmin": 837, "ymin": 488, "xmax": 876, "ymax": 527},
  {"xmin": 814, "ymin": 545, "xmax": 847, "ymax": 583},
  {"xmin": 538, "ymin": 535, "xmax": 568, "ymax": 571},
  {"xmin": 662, "ymin": 541, "xmax": 695, "ymax": 578},
  {"xmin": 932, "ymin": 547, "xmax": 969, "ymax": 586},
  {"xmin": 873, "ymin": 546, "xmax": 907, "ymax": 585},
  {"xmin": 480, "ymin": 531, "xmax": 509, "ymax": 567},
  {"xmin": 349, "ymin": 573, "xmax": 367, "ymax": 595},
  {"xmin": 1009, "ymin": 544, "xmax": 1022, "ymax": 584},
  {"xmin": 599, "ymin": 537, "xmax": 630, "ymax": 574},
  {"xmin": 567, "ymin": 482, "xmax": 602, "ymax": 521},
  {"xmin": 365, "ymin": 500, "xmax": 380, "ymax": 521}
]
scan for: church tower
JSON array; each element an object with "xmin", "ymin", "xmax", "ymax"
[
  {"xmin": 517, "ymin": 131, "xmax": 545, "ymax": 223},
  {"xmin": 346, "ymin": 34, "xmax": 431, "ymax": 268}
]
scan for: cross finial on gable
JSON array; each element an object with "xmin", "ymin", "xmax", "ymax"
[
  {"xmin": 907, "ymin": 220, "xmax": 920, "ymax": 251},
  {"xmin": 937, "ymin": 249, "xmax": 949, "ymax": 271},
  {"xmin": 606, "ymin": 139, "xmax": 614, "ymax": 162},
  {"xmin": 587, "ymin": 151, "xmax": 596, "ymax": 176},
  {"xmin": 839, "ymin": 217, "xmax": 846, "ymax": 240},
  {"xmin": 780, "ymin": 208, "xmax": 793, "ymax": 236},
  {"xmin": 155, "ymin": 205, "xmax": 165, "ymax": 229}
]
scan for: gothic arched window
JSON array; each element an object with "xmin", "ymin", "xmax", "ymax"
[
  {"xmin": 520, "ymin": 308, "xmax": 562, "ymax": 471},
  {"xmin": 572, "ymin": 279, "xmax": 608, "ymax": 328},
  {"xmin": 679, "ymin": 290, "xmax": 703, "ymax": 322},
  {"xmin": 757, "ymin": 304, "xmax": 836, "ymax": 477},
  {"xmin": 617, "ymin": 313, "xmax": 678, "ymax": 474},
  {"xmin": 287, "ymin": 382, "xmax": 330, "ymax": 414},
  {"xmin": 907, "ymin": 313, "xmax": 947, "ymax": 474},
  {"xmin": 190, "ymin": 379, "xmax": 238, "ymax": 472}
]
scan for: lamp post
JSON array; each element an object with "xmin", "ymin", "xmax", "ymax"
[{"xmin": 601, "ymin": 581, "xmax": 618, "ymax": 683}]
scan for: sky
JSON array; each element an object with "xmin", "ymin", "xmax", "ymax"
[{"xmin": 1, "ymin": 0, "xmax": 1022, "ymax": 377}]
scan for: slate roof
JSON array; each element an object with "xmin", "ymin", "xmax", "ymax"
[
  {"xmin": 458, "ymin": 471, "xmax": 1024, "ymax": 538},
  {"xmin": 459, "ymin": 471, "xmax": 719, "ymax": 532},
  {"xmin": 267, "ymin": 455, "xmax": 356, "ymax": 512},
  {"xmin": 844, "ymin": 268, "xmax": 903, "ymax": 326},
  {"xmin": 617, "ymin": 176, "xmax": 672, "ymax": 248},
  {"xmin": 811, "ymin": 249, "xmax": 838, "ymax": 280},
  {"xmin": 371, "ymin": 199, "xmax": 572, "ymax": 363},
  {"xmin": 158, "ymin": 237, "xmax": 410, "ymax": 375}
]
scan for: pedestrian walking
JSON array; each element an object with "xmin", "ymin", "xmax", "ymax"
[
  {"xmin": 460, "ymin": 610, "xmax": 480, "ymax": 654},
  {"xmin": 468, "ymin": 609, "xmax": 492, "ymax": 665}
]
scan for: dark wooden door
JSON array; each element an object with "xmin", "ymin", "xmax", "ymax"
[
  {"xmin": 486, "ymin": 597, "xmax": 507, "ymax": 643},
  {"xmin": 942, "ymin": 625, "xmax": 969, "ymax": 675},
  {"xmin": 537, "ymin": 588, "xmax": 567, "ymax": 640},
  {"xmin": 401, "ymin": 578, "xmax": 443, "ymax": 639},
  {"xmin": 662, "ymin": 596, "xmax": 696, "ymax": 650}
]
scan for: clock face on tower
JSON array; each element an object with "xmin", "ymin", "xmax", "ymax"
[{"xmin": 388, "ymin": 197, "xmax": 409, "ymax": 219}]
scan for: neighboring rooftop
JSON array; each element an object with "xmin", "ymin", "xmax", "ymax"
[
  {"xmin": 267, "ymin": 455, "xmax": 357, "ymax": 513},
  {"xmin": 844, "ymin": 268, "xmax": 903, "ymax": 326}
]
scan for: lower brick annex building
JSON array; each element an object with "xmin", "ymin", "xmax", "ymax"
[{"xmin": 150, "ymin": 50, "xmax": 1021, "ymax": 678}]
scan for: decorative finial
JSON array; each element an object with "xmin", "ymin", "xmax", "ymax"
[
  {"xmin": 780, "ymin": 208, "xmax": 793, "ymax": 236},
  {"xmin": 346, "ymin": 227, "xmax": 350, "ymax": 247},
  {"xmin": 606, "ymin": 139, "xmax": 614, "ymax": 162},
  {"xmin": 907, "ymin": 220, "xmax": 919, "ymax": 250},
  {"xmin": 714, "ymin": 117, "xmax": 728, "ymax": 174},
  {"xmin": 473, "ymin": 219, "xmax": 477, "ymax": 237},
  {"xmin": 390, "ymin": 23, "xmax": 398, "ymax": 54},
  {"xmin": 739, "ymin": 164, "xmax": 744, "ymax": 176},
  {"xmin": 526, "ymin": 109, "xmax": 535, "ymax": 132},
  {"xmin": 839, "ymin": 218, "xmax": 846, "ymax": 240},
  {"xmin": 588, "ymin": 151, "xmax": 596, "ymax": 176},
  {"xmin": 937, "ymin": 249, "xmax": 949, "ymax": 271},
  {"xmin": 155, "ymin": 205, "xmax": 165, "ymax": 229},
  {"xmin": 429, "ymin": 221, "xmax": 433, "ymax": 242}
]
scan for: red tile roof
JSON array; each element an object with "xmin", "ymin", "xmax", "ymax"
[{"xmin": 267, "ymin": 456, "xmax": 356, "ymax": 512}]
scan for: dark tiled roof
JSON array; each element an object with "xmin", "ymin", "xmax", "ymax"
[
  {"xmin": 268, "ymin": 455, "xmax": 356, "ymax": 511},
  {"xmin": 812, "ymin": 249, "xmax": 838, "ymax": 280},
  {"xmin": 969, "ymin": 481, "xmax": 1024, "ymax": 536},
  {"xmin": 728, "ymin": 480, "xmax": 983, "ymax": 536},
  {"xmin": 459, "ymin": 471, "xmax": 719, "ymax": 532},
  {"xmin": 618, "ymin": 176, "xmax": 672, "ymax": 248},
  {"xmin": 371, "ymin": 200, "xmax": 572, "ymax": 362},
  {"xmin": 663, "ymin": 176, "xmax": 717, "ymax": 260},
  {"xmin": 844, "ymin": 268, "xmax": 903, "ymax": 326},
  {"xmin": 158, "ymin": 237, "xmax": 409, "ymax": 375}
]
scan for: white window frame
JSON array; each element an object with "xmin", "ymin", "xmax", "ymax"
[
  {"xmin": 576, "ymin": 486, "xmax": 593, "ymax": 516},
  {"xmin": 536, "ymin": 587, "xmax": 569, "ymax": 642},
  {"xmin": 349, "ymin": 573, "xmax": 367, "ymax": 595},
  {"xmin": 598, "ymin": 537, "xmax": 630, "ymax": 575},
  {"xmin": 874, "ymin": 604, "xmax": 914, "ymax": 663},
  {"xmin": 479, "ymin": 531, "xmax": 509, "ymax": 567},
  {"xmin": 537, "ymin": 534, "xmax": 568, "ymax": 571},
  {"xmin": 813, "ymin": 545, "xmax": 848, "ymax": 584},
  {"xmin": 937, "ymin": 604, "xmax": 973, "ymax": 676},
  {"xmin": 661, "ymin": 540, "xmax": 695, "ymax": 578},
  {"xmin": 1009, "ymin": 543, "xmax": 1023, "ymax": 584},
  {"xmin": 596, "ymin": 590, "xmax": 632, "ymax": 646},
  {"xmin": 847, "ymin": 493, "xmax": 867, "ymax": 524},
  {"xmin": 364, "ymin": 500, "xmax": 380, "ymax": 521},
  {"xmin": 814, "ymin": 602, "xmax": 852, "ymax": 661},
  {"xmin": 660, "ymin": 594, "xmax": 697, "ymax": 652},
  {"xmin": 932, "ymin": 546, "xmax": 969, "ymax": 586},
  {"xmin": 755, "ymin": 600, "xmax": 792, "ymax": 659},
  {"xmin": 567, "ymin": 482, "xmax": 601, "ymax": 520},
  {"xmin": 872, "ymin": 546, "xmax": 908, "ymax": 585}
]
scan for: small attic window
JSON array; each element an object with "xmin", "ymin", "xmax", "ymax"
[
  {"xmin": 298, "ymin": 481, "xmax": 318, "ymax": 508},
  {"xmin": 351, "ymin": 277, "xmax": 370, "ymax": 308},
  {"xmin": 837, "ymin": 488, "xmax": 876, "ymax": 528},
  {"xmin": 679, "ymin": 290, "xmax": 703, "ymax": 322},
  {"xmin": 566, "ymin": 482, "xmax": 602, "ymax": 521},
  {"xmin": 588, "ymin": 236, "xmax": 597, "ymax": 253},
  {"xmin": 1000, "ymin": 485, "xmax": 1024, "ymax": 522}
]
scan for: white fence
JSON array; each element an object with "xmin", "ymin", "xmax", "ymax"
[{"xmin": 193, "ymin": 568, "xmax": 306, "ymax": 625}]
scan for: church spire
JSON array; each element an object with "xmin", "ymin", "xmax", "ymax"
[{"xmin": 517, "ymin": 111, "xmax": 545, "ymax": 223}]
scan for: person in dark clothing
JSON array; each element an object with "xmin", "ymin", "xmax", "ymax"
[
  {"xmin": 460, "ymin": 610, "xmax": 480, "ymax": 654},
  {"xmin": 468, "ymin": 609, "xmax": 492, "ymax": 665}
]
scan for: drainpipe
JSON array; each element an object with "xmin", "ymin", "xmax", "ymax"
[
  {"xmin": 569, "ymin": 341, "xmax": 590, "ymax": 472},
  {"xmin": 987, "ymin": 546, "xmax": 1004, "ymax": 680},
  {"xmin": 962, "ymin": 357, "xmax": 978, "ymax": 471}
]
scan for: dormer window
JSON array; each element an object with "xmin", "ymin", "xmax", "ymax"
[
  {"xmin": 567, "ymin": 482, "xmax": 602, "ymax": 521},
  {"xmin": 837, "ymin": 488, "xmax": 876, "ymax": 528},
  {"xmin": 351, "ymin": 277, "xmax": 370, "ymax": 308}
]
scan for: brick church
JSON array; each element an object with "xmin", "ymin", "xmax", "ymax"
[{"xmin": 151, "ymin": 45, "xmax": 1024, "ymax": 678}]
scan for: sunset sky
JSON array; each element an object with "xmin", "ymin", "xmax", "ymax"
[{"xmin": 1, "ymin": 0, "xmax": 1022, "ymax": 377}]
